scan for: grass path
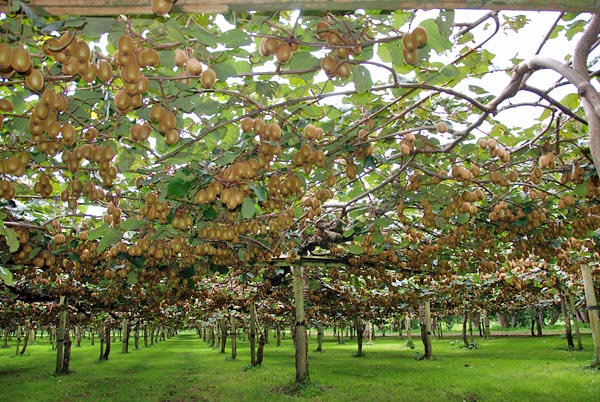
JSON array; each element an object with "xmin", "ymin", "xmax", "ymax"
[{"xmin": 1, "ymin": 331, "xmax": 598, "ymax": 401}]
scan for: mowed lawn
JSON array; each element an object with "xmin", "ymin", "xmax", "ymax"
[{"xmin": 0, "ymin": 330, "xmax": 598, "ymax": 402}]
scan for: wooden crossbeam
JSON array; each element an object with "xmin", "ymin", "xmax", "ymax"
[{"xmin": 1, "ymin": 0, "xmax": 599, "ymax": 16}]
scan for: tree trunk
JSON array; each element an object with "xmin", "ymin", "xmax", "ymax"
[
  {"xmin": 250, "ymin": 301, "xmax": 257, "ymax": 365},
  {"xmin": 256, "ymin": 333, "xmax": 265, "ymax": 365},
  {"xmin": 2, "ymin": 327, "xmax": 9, "ymax": 348},
  {"xmin": 103, "ymin": 323, "xmax": 111, "ymax": 360},
  {"xmin": 497, "ymin": 312, "xmax": 510, "ymax": 328},
  {"xmin": 75, "ymin": 325, "xmax": 82, "ymax": 347},
  {"xmin": 467, "ymin": 311, "xmax": 474, "ymax": 344},
  {"xmin": 19, "ymin": 321, "xmax": 30, "ymax": 355},
  {"xmin": 483, "ymin": 313, "xmax": 491, "ymax": 340},
  {"xmin": 462, "ymin": 312, "xmax": 468, "ymax": 347},
  {"xmin": 581, "ymin": 265, "xmax": 600, "ymax": 366},
  {"xmin": 569, "ymin": 294, "xmax": 584, "ymax": 351},
  {"xmin": 15, "ymin": 325, "xmax": 21, "ymax": 356},
  {"xmin": 355, "ymin": 317, "xmax": 364, "ymax": 356},
  {"xmin": 420, "ymin": 300, "xmax": 433, "ymax": 359},
  {"xmin": 144, "ymin": 323, "xmax": 148, "ymax": 347},
  {"xmin": 560, "ymin": 293, "xmax": 574, "ymax": 351},
  {"xmin": 99, "ymin": 325, "xmax": 105, "ymax": 360},
  {"xmin": 276, "ymin": 326, "xmax": 281, "ymax": 347},
  {"xmin": 315, "ymin": 325, "xmax": 324, "ymax": 352},
  {"xmin": 530, "ymin": 308, "xmax": 536, "ymax": 336},
  {"xmin": 230, "ymin": 314, "xmax": 237, "ymax": 360},
  {"xmin": 293, "ymin": 266, "xmax": 309, "ymax": 383},
  {"xmin": 134, "ymin": 324, "xmax": 140, "ymax": 350},
  {"xmin": 536, "ymin": 309, "xmax": 544, "ymax": 336},
  {"xmin": 55, "ymin": 296, "xmax": 67, "ymax": 375},
  {"xmin": 405, "ymin": 314, "xmax": 412, "ymax": 346},
  {"xmin": 121, "ymin": 318, "xmax": 129, "ymax": 354},
  {"xmin": 220, "ymin": 319, "xmax": 228, "ymax": 354},
  {"xmin": 62, "ymin": 316, "xmax": 72, "ymax": 374}
]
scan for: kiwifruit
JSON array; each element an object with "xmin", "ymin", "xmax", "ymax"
[
  {"xmin": 73, "ymin": 40, "xmax": 90, "ymax": 61},
  {"xmin": 0, "ymin": 98, "xmax": 13, "ymax": 112},
  {"xmin": 165, "ymin": 128, "xmax": 179, "ymax": 145},
  {"xmin": 150, "ymin": 104, "xmax": 165, "ymax": 121},
  {"xmin": 61, "ymin": 123, "xmax": 76, "ymax": 146},
  {"xmin": 435, "ymin": 121, "xmax": 448, "ymax": 133},
  {"xmin": 259, "ymin": 37, "xmax": 280, "ymax": 57},
  {"xmin": 402, "ymin": 32, "xmax": 416, "ymax": 51},
  {"xmin": 0, "ymin": 43, "xmax": 12, "ymax": 69},
  {"xmin": 25, "ymin": 68, "xmax": 44, "ymax": 91},
  {"xmin": 137, "ymin": 48, "xmax": 160, "ymax": 67},
  {"xmin": 411, "ymin": 27, "xmax": 428, "ymax": 48},
  {"xmin": 314, "ymin": 20, "xmax": 331, "ymax": 41},
  {"xmin": 336, "ymin": 62, "xmax": 351, "ymax": 79},
  {"xmin": 174, "ymin": 49, "xmax": 187, "ymax": 67},
  {"xmin": 152, "ymin": 0, "xmax": 173, "ymax": 16},
  {"xmin": 114, "ymin": 89, "xmax": 131, "ymax": 111},
  {"xmin": 200, "ymin": 68, "xmax": 216, "ymax": 88},
  {"xmin": 402, "ymin": 48, "xmax": 417, "ymax": 65},
  {"xmin": 11, "ymin": 46, "xmax": 32, "ymax": 73},
  {"xmin": 276, "ymin": 43, "xmax": 292, "ymax": 64},
  {"xmin": 121, "ymin": 62, "xmax": 141, "ymax": 83},
  {"xmin": 320, "ymin": 55, "xmax": 337, "ymax": 76},
  {"xmin": 81, "ymin": 63, "xmax": 97, "ymax": 83},
  {"xmin": 97, "ymin": 60, "xmax": 113, "ymax": 81},
  {"xmin": 240, "ymin": 117, "xmax": 254, "ymax": 132},
  {"xmin": 186, "ymin": 58, "xmax": 203, "ymax": 76},
  {"xmin": 118, "ymin": 35, "xmax": 135, "ymax": 54}
]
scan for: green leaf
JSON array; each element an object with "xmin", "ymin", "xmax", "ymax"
[
  {"xmin": 2, "ymin": 226, "xmax": 19, "ymax": 253},
  {"xmin": 97, "ymin": 228, "xmax": 122, "ymax": 253},
  {"xmin": 0, "ymin": 266, "xmax": 13, "ymax": 286},
  {"xmin": 88, "ymin": 223, "xmax": 110, "ymax": 241},
  {"xmin": 352, "ymin": 65, "xmax": 373, "ymax": 93},
  {"xmin": 120, "ymin": 219, "xmax": 147, "ymax": 232},
  {"xmin": 456, "ymin": 213, "xmax": 470, "ymax": 225},
  {"xmin": 241, "ymin": 197, "xmax": 257, "ymax": 219},
  {"xmin": 248, "ymin": 181, "xmax": 268, "ymax": 202},
  {"xmin": 219, "ymin": 29, "xmax": 251, "ymax": 48},
  {"xmin": 420, "ymin": 19, "xmax": 453, "ymax": 54},
  {"xmin": 167, "ymin": 178, "xmax": 193, "ymax": 197},
  {"xmin": 574, "ymin": 183, "xmax": 588, "ymax": 197},
  {"xmin": 347, "ymin": 244, "xmax": 364, "ymax": 255}
]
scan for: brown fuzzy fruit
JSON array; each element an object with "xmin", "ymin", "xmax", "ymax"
[
  {"xmin": 412, "ymin": 27, "xmax": 428, "ymax": 47},
  {"xmin": 185, "ymin": 58, "xmax": 203, "ymax": 76},
  {"xmin": 152, "ymin": 0, "xmax": 173, "ymax": 16},
  {"xmin": 200, "ymin": 68, "xmax": 217, "ymax": 88},
  {"xmin": 276, "ymin": 44, "xmax": 292, "ymax": 64},
  {"xmin": 402, "ymin": 48, "xmax": 417, "ymax": 65},
  {"xmin": 11, "ymin": 46, "xmax": 32, "ymax": 73},
  {"xmin": 259, "ymin": 38, "xmax": 280, "ymax": 57},
  {"xmin": 435, "ymin": 121, "xmax": 448, "ymax": 133}
]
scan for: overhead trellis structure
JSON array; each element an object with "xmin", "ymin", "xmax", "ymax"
[{"xmin": 1, "ymin": 0, "xmax": 600, "ymax": 15}]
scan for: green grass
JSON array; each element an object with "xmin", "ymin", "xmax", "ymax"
[{"xmin": 0, "ymin": 330, "xmax": 598, "ymax": 402}]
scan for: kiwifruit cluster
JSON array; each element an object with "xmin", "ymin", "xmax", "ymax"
[
  {"xmin": 28, "ymin": 88, "xmax": 70, "ymax": 156},
  {"xmin": 451, "ymin": 165, "xmax": 474, "ymax": 184},
  {"xmin": 43, "ymin": 32, "xmax": 112, "ymax": 84},
  {"xmin": 478, "ymin": 137, "xmax": 510, "ymax": 163},
  {"xmin": 149, "ymin": 104, "xmax": 178, "ymax": 145},
  {"xmin": 259, "ymin": 36, "xmax": 299, "ymax": 64},
  {"xmin": 172, "ymin": 209, "xmax": 193, "ymax": 230},
  {"xmin": 140, "ymin": 191, "xmax": 171, "ymax": 223},
  {"xmin": 103, "ymin": 201, "xmax": 122, "ymax": 228},
  {"xmin": 174, "ymin": 48, "xmax": 216, "ymax": 88},
  {"xmin": 0, "ymin": 42, "xmax": 43, "ymax": 91},
  {"xmin": 402, "ymin": 26, "xmax": 428, "ymax": 65},
  {"xmin": 399, "ymin": 132, "xmax": 416, "ymax": 156},
  {"xmin": 111, "ymin": 34, "xmax": 159, "ymax": 114},
  {"xmin": 406, "ymin": 172, "xmax": 421, "ymax": 191},
  {"xmin": 314, "ymin": 19, "xmax": 363, "ymax": 79}
]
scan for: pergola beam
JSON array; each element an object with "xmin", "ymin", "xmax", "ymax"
[{"xmin": 1, "ymin": 0, "xmax": 599, "ymax": 16}]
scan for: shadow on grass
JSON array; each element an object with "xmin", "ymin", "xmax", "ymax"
[{"xmin": 272, "ymin": 380, "xmax": 332, "ymax": 398}]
